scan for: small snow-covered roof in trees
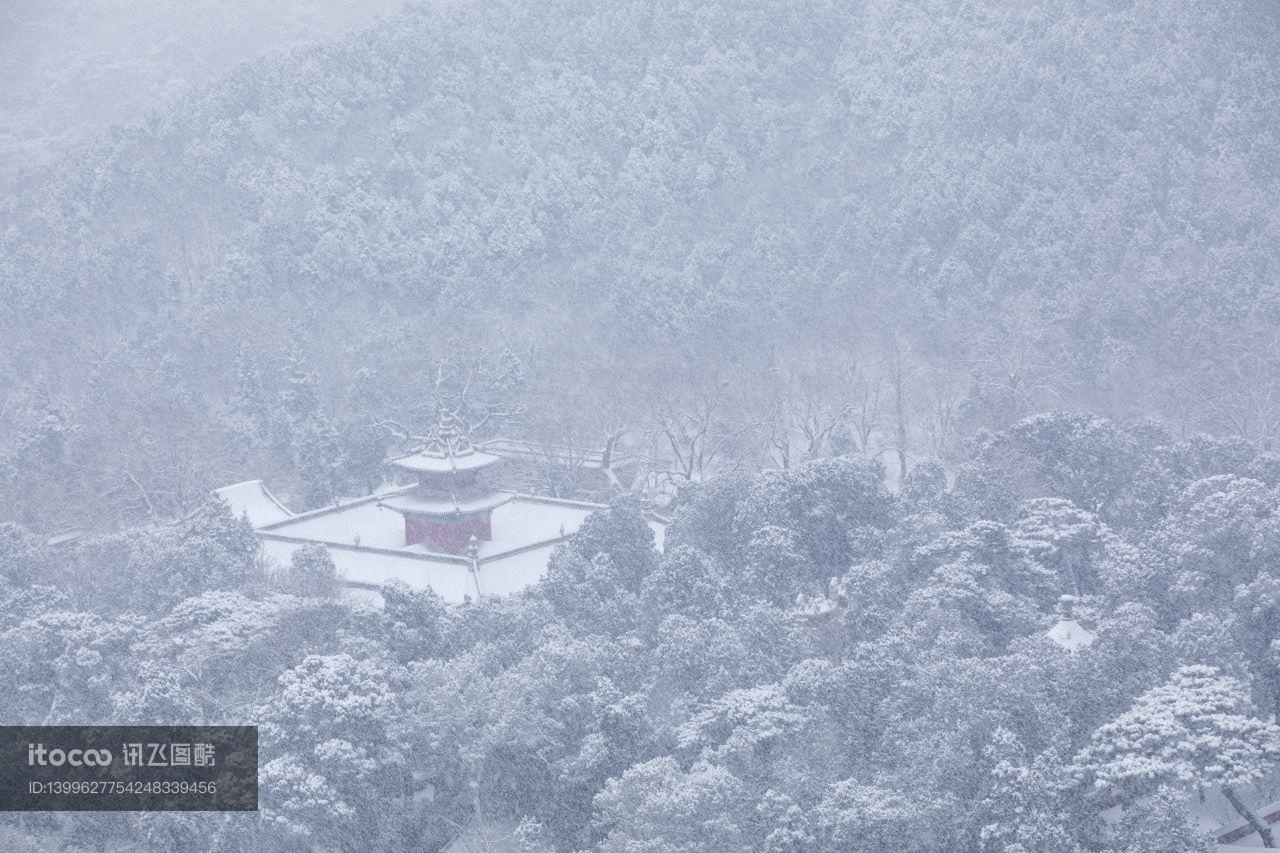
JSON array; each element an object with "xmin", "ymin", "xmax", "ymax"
[
  {"xmin": 1046, "ymin": 594, "xmax": 1095, "ymax": 650},
  {"xmin": 214, "ymin": 479, "xmax": 293, "ymax": 527},
  {"xmin": 1046, "ymin": 618, "xmax": 1095, "ymax": 651}
]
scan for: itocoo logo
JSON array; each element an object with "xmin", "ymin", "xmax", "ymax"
[{"xmin": 27, "ymin": 743, "xmax": 112, "ymax": 767}]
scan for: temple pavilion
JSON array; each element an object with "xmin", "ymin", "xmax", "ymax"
[
  {"xmin": 379, "ymin": 414, "xmax": 514, "ymax": 553},
  {"xmin": 215, "ymin": 414, "xmax": 665, "ymax": 604}
]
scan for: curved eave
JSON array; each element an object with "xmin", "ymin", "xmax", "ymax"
[
  {"xmin": 378, "ymin": 492, "xmax": 516, "ymax": 518},
  {"xmin": 387, "ymin": 451, "xmax": 503, "ymax": 474}
]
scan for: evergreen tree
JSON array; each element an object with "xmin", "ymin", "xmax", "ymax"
[{"xmin": 1076, "ymin": 665, "xmax": 1280, "ymax": 846}]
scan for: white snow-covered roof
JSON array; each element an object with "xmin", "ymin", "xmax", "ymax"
[
  {"xmin": 479, "ymin": 544, "xmax": 561, "ymax": 596},
  {"xmin": 482, "ymin": 497, "xmax": 594, "ymax": 553},
  {"xmin": 379, "ymin": 491, "xmax": 515, "ymax": 517},
  {"xmin": 1046, "ymin": 618, "xmax": 1095, "ymax": 650},
  {"xmin": 390, "ymin": 448, "xmax": 503, "ymax": 474},
  {"xmin": 260, "ymin": 537, "xmax": 484, "ymax": 602},
  {"xmin": 214, "ymin": 479, "xmax": 293, "ymax": 528},
  {"xmin": 258, "ymin": 487, "xmax": 414, "ymax": 548}
]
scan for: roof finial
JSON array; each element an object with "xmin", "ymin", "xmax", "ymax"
[{"xmin": 420, "ymin": 409, "xmax": 473, "ymax": 459}]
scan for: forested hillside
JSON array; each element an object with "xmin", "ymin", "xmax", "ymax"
[
  {"xmin": 3, "ymin": 0, "xmax": 1279, "ymax": 530},
  {"xmin": 5, "ymin": 415, "xmax": 1280, "ymax": 850}
]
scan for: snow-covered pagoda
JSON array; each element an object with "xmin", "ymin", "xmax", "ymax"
[
  {"xmin": 378, "ymin": 414, "xmax": 514, "ymax": 553},
  {"xmin": 215, "ymin": 415, "xmax": 665, "ymax": 604}
]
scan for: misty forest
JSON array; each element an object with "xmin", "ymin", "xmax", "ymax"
[{"xmin": 3, "ymin": 0, "xmax": 1280, "ymax": 850}]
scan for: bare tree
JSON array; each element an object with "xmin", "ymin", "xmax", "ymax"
[
  {"xmin": 878, "ymin": 330, "xmax": 928, "ymax": 486},
  {"xmin": 755, "ymin": 351, "xmax": 862, "ymax": 469},
  {"xmin": 848, "ymin": 372, "xmax": 884, "ymax": 459},
  {"xmin": 379, "ymin": 346, "xmax": 529, "ymax": 449},
  {"xmin": 1194, "ymin": 325, "xmax": 1280, "ymax": 451},
  {"xmin": 917, "ymin": 365, "xmax": 963, "ymax": 459},
  {"xmin": 428, "ymin": 347, "xmax": 528, "ymax": 439},
  {"xmin": 966, "ymin": 296, "xmax": 1068, "ymax": 425},
  {"xmin": 504, "ymin": 416, "xmax": 636, "ymax": 500},
  {"xmin": 641, "ymin": 381, "xmax": 751, "ymax": 489}
]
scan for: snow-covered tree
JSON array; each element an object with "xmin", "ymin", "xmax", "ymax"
[
  {"xmin": 282, "ymin": 542, "xmax": 341, "ymax": 598},
  {"xmin": 1076, "ymin": 665, "xmax": 1280, "ymax": 846}
]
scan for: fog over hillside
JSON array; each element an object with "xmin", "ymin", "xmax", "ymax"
[
  {"xmin": 0, "ymin": 0, "xmax": 406, "ymax": 177},
  {"xmin": 2, "ymin": 1, "xmax": 1280, "ymax": 850}
]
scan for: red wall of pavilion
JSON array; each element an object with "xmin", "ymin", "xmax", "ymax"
[{"xmin": 405, "ymin": 512, "xmax": 492, "ymax": 554}]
